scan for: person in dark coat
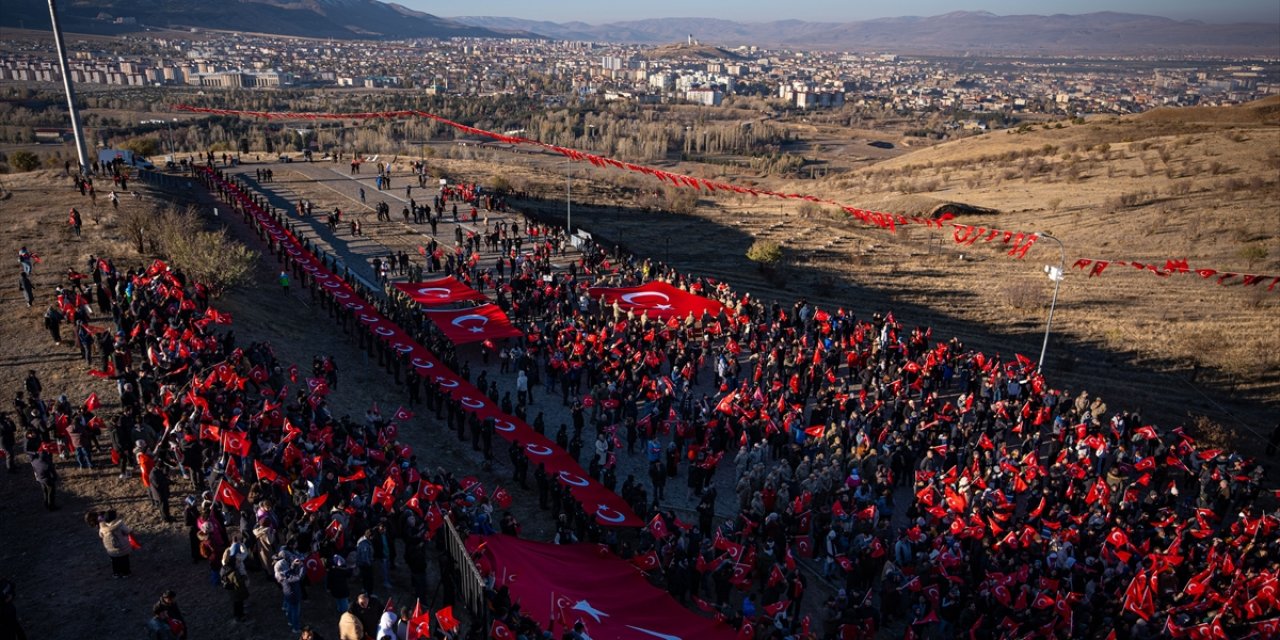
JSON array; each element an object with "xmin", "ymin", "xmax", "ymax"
[
  {"xmin": 0, "ymin": 577, "xmax": 28, "ymax": 640},
  {"xmin": 30, "ymin": 446, "xmax": 58, "ymax": 510},
  {"xmin": 148, "ymin": 465, "xmax": 174, "ymax": 522}
]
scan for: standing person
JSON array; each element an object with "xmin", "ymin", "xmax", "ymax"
[
  {"xmin": 144, "ymin": 603, "xmax": 178, "ymax": 640},
  {"xmin": 0, "ymin": 577, "xmax": 28, "ymax": 640},
  {"xmin": 148, "ymin": 464, "xmax": 175, "ymax": 522},
  {"xmin": 274, "ymin": 553, "xmax": 306, "ymax": 634},
  {"xmin": 338, "ymin": 602, "xmax": 364, "ymax": 640},
  {"xmin": 69, "ymin": 208, "xmax": 82, "ymax": 237},
  {"xmin": 279, "ymin": 271, "xmax": 290, "ymax": 294},
  {"xmin": 43, "ymin": 305, "xmax": 64, "ymax": 345},
  {"xmin": 220, "ymin": 541, "xmax": 251, "ymax": 622},
  {"xmin": 17, "ymin": 246, "xmax": 33, "ymax": 274},
  {"xmin": 326, "ymin": 555, "xmax": 353, "ymax": 615},
  {"xmin": 98, "ymin": 509, "xmax": 133, "ymax": 577},
  {"xmin": 30, "ymin": 445, "xmax": 58, "ymax": 510},
  {"xmin": 154, "ymin": 591, "xmax": 187, "ymax": 640},
  {"xmin": 0, "ymin": 413, "xmax": 17, "ymax": 473},
  {"xmin": 355, "ymin": 529, "xmax": 375, "ymax": 595},
  {"xmin": 18, "ymin": 272, "xmax": 34, "ymax": 307}
]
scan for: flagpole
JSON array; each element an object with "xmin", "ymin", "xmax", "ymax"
[
  {"xmin": 47, "ymin": 0, "xmax": 90, "ymax": 174},
  {"xmin": 1036, "ymin": 232, "xmax": 1065, "ymax": 373}
]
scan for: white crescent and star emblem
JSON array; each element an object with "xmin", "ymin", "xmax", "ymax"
[
  {"xmin": 393, "ymin": 343, "xmax": 413, "ymax": 353},
  {"xmin": 287, "ymin": 248, "xmax": 301, "ymax": 256},
  {"xmin": 526, "ymin": 444, "xmax": 552, "ymax": 456},
  {"xmin": 571, "ymin": 600, "xmax": 609, "ymax": 623},
  {"xmin": 416, "ymin": 287, "xmax": 452, "ymax": 298},
  {"xmin": 594, "ymin": 504, "xmax": 626, "ymax": 523},
  {"xmin": 302, "ymin": 264, "xmax": 318, "ymax": 272},
  {"xmin": 332, "ymin": 292, "xmax": 349, "ymax": 299},
  {"xmin": 620, "ymin": 291, "xmax": 673, "ymax": 311},
  {"xmin": 359, "ymin": 314, "xmax": 379, "ymax": 323},
  {"xmin": 345, "ymin": 302, "xmax": 363, "ymax": 310},
  {"xmin": 493, "ymin": 419, "xmax": 516, "ymax": 432},
  {"xmin": 450, "ymin": 314, "xmax": 490, "ymax": 334},
  {"xmin": 558, "ymin": 471, "xmax": 589, "ymax": 487},
  {"xmin": 412, "ymin": 358, "xmax": 435, "ymax": 370},
  {"xmin": 435, "ymin": 377, "xmax": 459, "ymax": 388},
  {"xmin": 460, "ymin": 397, "xmax": 485, "ymax": 409},
  {"xmin": 323, "ymin": 280, "xmax": 341, "ymax": 288},
  {"xmin": 375, "ymin": 327, "xmax": 394, "ymax": 337}
]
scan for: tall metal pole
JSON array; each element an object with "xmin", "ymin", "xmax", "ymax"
[
  {"xmin": 565, "ymin": 168, "xmax": 572, "ymax": 236},
  {"xmin": 1037, "ymin": 232, "xmax": 1066, "ymax": 372},
  {"xmin": 48, "ymin": 0, "xmax": 90, "ymax": 174}
]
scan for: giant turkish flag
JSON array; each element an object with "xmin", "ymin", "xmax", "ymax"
[
  {"xmin": 393, "ymin": 276, "xmax": 487, "ymax": 306},
  {"xmin": 424, "ymin": 304, "xmax": 524, "ymax": 345},
  {"xmin": 588, "ymin": 281, "xmax": 729, "ymax": 320},
  {"xmin": 469, "ymin": 535, "xmax": 737, "ymax": 640}
]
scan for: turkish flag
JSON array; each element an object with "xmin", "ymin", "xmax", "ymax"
[
  {"xmin": 393, "ymin": 406, "xmax": 414, "ymax": 422},
  {"xmin": 631, "ymin": 550, "xmax": 660, "ymax": 572},
  {"xmin": 737, "ymin": 622, "xmax": 754, "ymax": 640},
  {"xmin": 339, "ymin": 467, "xmax": 367, "ymax": 483},
  {"xmin": 215, "ymin": 479, "xmax": 244, "ymax": 511},
  {"xmin": 489, "ymin": 619, "xmax": 514, "ymax": 640},
  {"xmin": 435, "ymin": 606, "xmax": 460, "ymax": 634},
  {"xmin": 84, "ymin": 392, "xmax": 101, "ymax": 412},
  {"xmin": 222, "ymin": 430, "xmax": 250, "ymax": 457},
  {"xmin": 648, "ymin": 514, "xmax": 670, "ymax": 539},
  {"xmin": 588, "ymin": 280, "xmax": 731, "ymax": 320},
  {"xmin": 301, "ymin": 493, "xmax": 328, "ymax": 513},
  {"xmin": 493, "ymin": 486, "xmax": 513, "ymax": 509},
  {"xmin": 254, "ymin": 460, "xmax": 279, "ymax": 484},
  {"xmin": 408, "ymin": 604, "xmax": 432, "ymax": 640},
  {"xmin": 394, "ymin": 276, "xmax": 488, "ymax": 306},
  {"xmin": 474, "ymin": 535, "xmax": 737, "ymax": 640},
  {"xmin": 424, "ymin": 304, "xmax": 524, "ymax": 345}
]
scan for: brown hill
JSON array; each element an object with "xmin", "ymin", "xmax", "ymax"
[{"xmin": 641, "ymin": 43, "xmax": 745, "ymax": 61}]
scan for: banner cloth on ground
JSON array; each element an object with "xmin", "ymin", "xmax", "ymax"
[
  {"xmin": 393, "ymin": 276, "xmax": 489, "ymax": 306},
  {"xmin": 468, "ymin": 534, "xmax": 739, "ymax": 640},
  {"xmin": 587, "ymin": 280, "xmax": 731, "ymax": 321},
  {"xmin": 423, "ymin": 303, "xmax": 524, "ymax": 345}
]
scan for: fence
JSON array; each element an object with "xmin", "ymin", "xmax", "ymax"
[{"xmin": 443, "ymin": 517, "xmax": 487, "ymax": 624}]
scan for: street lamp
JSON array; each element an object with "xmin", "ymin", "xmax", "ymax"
[
  {"xmin": 1037, "ymin": 231, "xmax": 1066, "ymax": 372},
  {"xmin": 558, "ymin": 160, "xmax": 574, "ymax": 237}
]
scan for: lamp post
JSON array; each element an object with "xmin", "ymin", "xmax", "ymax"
[
  {"xmin": 1037, "ymin": 231, "xmax": 1065, "ymax": 372},
  {"xmin": 558, "ymin": 160, "xmax": 574, "ymax": 237}
]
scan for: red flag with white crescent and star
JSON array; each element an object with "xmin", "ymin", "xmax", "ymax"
[
  {"xmin": 215, "ymin": 479, "xmax": 244, "ymax": 510},
  {"xmin": 471, "ymin": 534, "xmax": 739, "ymax": 640}
]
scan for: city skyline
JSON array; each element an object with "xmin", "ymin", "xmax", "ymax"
[{"xmin": 414, "ymin": 0, "xmax": 1280, "ymax": 25}]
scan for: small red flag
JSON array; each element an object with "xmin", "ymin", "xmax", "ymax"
[
  {"xmin": 215, "ymin": 479, "xmax": 244, "ymax": 510},
  {"xmin": 301, "ymin": 493, "xmax": 328, "ymax": 513}
]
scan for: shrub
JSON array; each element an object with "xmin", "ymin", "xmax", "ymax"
[
  {"xmin": 1237, "ymin": 244, "xmax": 1268, "ymax": 269},
  {"xmin": 746, "ymin": 239, "xmax": 783, "ymax": 267},
  {"xmin": 10, "ymin": 150, "xmax": 40, "ymax": 172}
]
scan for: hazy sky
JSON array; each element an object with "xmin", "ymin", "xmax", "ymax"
[{"xmin": 409, "ymin": 1, "xmax": 1279, "ymax": 24}]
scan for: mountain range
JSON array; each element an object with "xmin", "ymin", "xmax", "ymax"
[
  {"xmin": 4, "ymin": 2, "xmax": 1277, "ymax": 56},
  {"xmin": 454, "ymin": 11, "xmax": 1280, "ymax": 55},
  {"xmin": 4, "ymin": 0, "xmax": 520, "ymax": 40}
]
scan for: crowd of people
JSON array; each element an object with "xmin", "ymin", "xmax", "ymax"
[
  {"xmin": 7, "ymin": 155, "xmax": 1277, "ymax": 640},
  {"xmin": 290, "ymin": 166, "xmax": 1279, "ymax": 640}
]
